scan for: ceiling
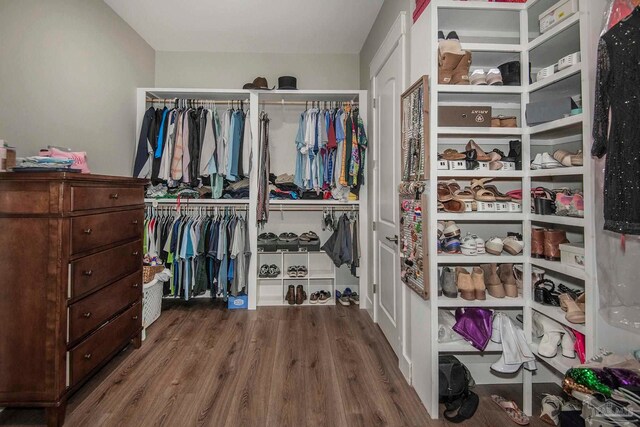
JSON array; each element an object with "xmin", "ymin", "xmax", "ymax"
[{"xmin": 104, "ymin": 0, "xmax": 384, "ymax": 54}]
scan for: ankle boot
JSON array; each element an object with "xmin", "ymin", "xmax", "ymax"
[
  {"xmin": 471, "ymin": 267, "xmax": 486, "ymax": 300},
  {"xmin": 456, "ymin": 267, "xmax": 474, "ymax": 300},
  {"xmin": 498, "ymin": 264, "xmax": 518, "ymax": 298},
  {"xmin": 561, "ymin": 326, "xmax": 576, "ymax": 358},
  {"xmin": 285, "ymin": 285, "xmax": 296, "ymax": 305},
  {"xmin": 508, "ymin": 140, "xmax": 522, "ymax": 170},
  {"xmin": 295, "ymin": 285, "xmax": 306, "ymax": 305},
  {"xmin": 480, "ymin": 263, "xmax": 504, "ymax": 298},
  {"xmin": 451, "ymin": 51, "xmax": 472, "ymax": 85},
  {"xmin": 438, "ymin": 50, "xmax": 465, "ymax": 85},
  {"xmin": 531, "ymin": 227, "xmax": 546, "ymax": 258},
  {"xmin": 441, "ymin": 267, "xmax": 458, "ymax": 298},
  {"xmin": 543, "ymin": 229, "xmax": 569, "ymax": 261}
]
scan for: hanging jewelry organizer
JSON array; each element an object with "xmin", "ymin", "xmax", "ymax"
[
  {"xmin": 399, "ymin": 182, "xmax": 429, "ymax": 300},
  {"xmin": 401, "ymin": 76, "xmax": 430, "ymax": 181}
]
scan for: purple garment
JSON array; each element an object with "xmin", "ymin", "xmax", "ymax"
[{"xmin": 453, "ymin": 307, "xmax": 493, "ymax": 351}]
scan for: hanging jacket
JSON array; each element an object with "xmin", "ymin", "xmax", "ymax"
[{"xmin": 134, "ymin": 107, "xmax": 155, "ymax": 177}]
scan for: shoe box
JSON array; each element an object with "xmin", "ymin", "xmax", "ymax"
[
  {"xmin": 559, "ymin": 243, "xmax": 584, "ymax": 270},
  {"xmin": 438, "ymin": 106, "xmax": 492, "ymax": 127},
  {"xmin": 257, "ymin": 240, "xmax": 278, "ymax": 252},
  {"xmin": 277, "ymin": 240, "xmax": 299, "ymax": 252},
  {"xmin": 299, "ymin": 240, "xmax": 321, "ymax": 252},
  {"xmin": 539, "ymin": 0, "xmax": 578, "ymax": 34}
]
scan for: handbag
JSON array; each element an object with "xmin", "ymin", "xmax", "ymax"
[
  {"xmin": 439, "ymin": 355, "xmax": 478, "ymax": 423},
  {"xmin": 452, "ymin": 307, "xmax": 493, "ymax": 351}
]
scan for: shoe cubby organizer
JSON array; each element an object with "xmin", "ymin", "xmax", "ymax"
[{"xmin": 422, "ymin": 0, "xmax": 595, "ymax": 418}]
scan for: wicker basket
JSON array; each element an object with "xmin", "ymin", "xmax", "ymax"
[
  {"xmin": 143, "ymin": 265, "xmax": 164, "ymax": 284},
  {"xmin": 142, "ymin": 279, "xmax": 163, "ymax": 340}
]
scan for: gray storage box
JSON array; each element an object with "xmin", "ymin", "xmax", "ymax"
[
  {"xmin": 526, "ymin": 97, "xmax": 578, "ymax": 125},
  {"xmin": 257, "ymin": 241, "xmax": 278, "ymax": 252},
  {"xmin": 299, "ymin": 240, "xmax": 321, "ymax": 252},
  {"xmin": 277, "ymin": 240, "xmax": 299, "ymax": 252}
]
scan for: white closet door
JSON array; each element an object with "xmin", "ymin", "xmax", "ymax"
[{"xmin": 370, "ymin": 16, "xmax": 405, "ymax": 358}]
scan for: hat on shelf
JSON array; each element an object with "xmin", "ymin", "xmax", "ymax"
[
  {"xmin": 242, "ymin": 77, "xmax": 273, "ymax": 90},
  {"xmin": 278, "ymin": 76, "xmax": 298, "ymax": 90}
]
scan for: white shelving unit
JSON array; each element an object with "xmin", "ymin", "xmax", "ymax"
[
  {"xmin": 136, "ymin": 88, "xmax": 368, "ymax": 311},
  {"xmin": 423, "ymin": 0, "xmax": 595, "ymax": 418}
]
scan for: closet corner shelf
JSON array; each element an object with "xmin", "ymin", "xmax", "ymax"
[
  {"xmin": 437, "ymin": 254, "xmax": 524, "ymax": 264},
  {"xmin": 529, "ymin": 166, "xmax": 584, "ymax": 177},
  {"xmin": 436, "ymin": 84, "xmax": 522, "ymax": 94},
  {"xmin": 527, "ymin": 13, "xmax": 580, "ymax": 52},
  {"xmin": 435, "ymin": 212, "xmax": 524, "ymax": 221},
  {"xmin": 531, "ymin": 302, "xmax": 586, "ymax": 335},
  {"xmin": 530, "ymin": 258, "xmax": 586, "ymax": 281},
  {"xmin": 529, "ymin": 64, "xmax": 583, "ymax": 93},
  {"xmin": 438, "ymin": 340, "xmax": 502, "ymax": 353},
  {"xmin": 528, "ymin": 114, "xmax": 583, "ymax": 139},
  {"xmin": 144, "ymin": 198, "xmax": 249, "ymax": 205},
  {"xmin": 437, "ymin": 170, "xmax": 523, "ymax": 178},
  {"xmin": 438, "ymin": 295, "xmax": 524, "ymax": 308},
  {"xmin": 437, "ymin": 127, "xmax": 523, "ymax": 136},
  {"xmin": 530, "ymin": 341, "xmax": 576, "ymax": 375},
  {"xmin": 530, "ymin": 214, "xmax": 584, "ymax": 227}
]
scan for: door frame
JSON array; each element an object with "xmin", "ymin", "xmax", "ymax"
[{"xmin": 369, "ymin": 12, "xmax": 410, "ymax": 378}]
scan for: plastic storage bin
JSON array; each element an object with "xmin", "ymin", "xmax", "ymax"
[{"xmin": 142, "ymin": 278, "xmax": 163, "ymax": 340}]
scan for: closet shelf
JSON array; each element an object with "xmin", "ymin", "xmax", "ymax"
[
  {"xmin": 269, "ymin": 200, "xmax": 359, "ymax": 206},
  {"xmin": 144, "ymin": 198, "xmax": 249, "ymax": 205},
  {"xmin": 258, "ymin": 276, "xmax": 282, "ymax": 281},
  {"xmin": 528, "ymin": 14, "xmax": 580, "ymax": 52},
  {"xmin": 437, "ymin": 254, "xmax": 524, "ymax": 264},
  {"xmin": 438, "ymin": 295, "xmax": 524, "ymax": 308},
  {"xmin": 531, "ymin": 302, "xmax": 586, "ymax": 335},
  {"xmin": 529, "ymin": 64, "xmax": 582, "ymax": 93},
  {"xmin": 436, "ymin": 85, "xmax": 522, "ymax": 94},
  {"xmin": 437, "ymin": 0, "xmax": 525, "ymax": 11},
  {"xmin": 309, "ymin": 274, "xmax": 335, "ymax": 280},
  {"xmin": 530, "ymin": 214, "xmax": 584, "ymax": 227},
  {"xmin": 530, "ymin": 341, "xmax": 576, "ymax": 375},
  {"xmin": 459, "ymin": 42, "xmax": 522, "ymax": 52},
  {"xmin": 437, "ymin": 127, "xmax": 523, "ymax": 136},
  {"xmin": 435, "ymin": 212, "xmax": 524, "ymax": 221},
  {"xmin": 438, "ymin": 340, "xmax": 503, "ymax": 353},
  {"xmin": 531, "ymin": 258, "xmax": 586, "ymax": 280},
  {"xmin": 437, "ymin": 170, "xmax": 523, "ymax": 178},
  {"xmin": 529, "ymin": 167, "xmax": 584, "ymax": 177},
  {"xmin": 528, "ymin": 114, "xmax": 583, "ymax": 139}
]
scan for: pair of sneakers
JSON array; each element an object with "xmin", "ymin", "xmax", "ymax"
[
  {"xmin": 460, "ymin": 233, "xmax": 486, "ymax": 256},
  {"xmin": 336, "ymin": 288, "xmax": 359, "ymax": 306},
  {"xmin": 469, "ymin": 69, "xmax": 503, "ymax": 86},
  {"xmin": 310, "ymin": 290, "xmax": 331, "ymax": 304}
]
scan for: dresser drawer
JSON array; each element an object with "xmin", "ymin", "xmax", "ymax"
[
  {"xmin": 68, "ymin": 271, "xmax": 142, "ymax": 343},
  {"xmin": 69, "ymin": 302, "xmax": 141, "ymax": 387},
  {"xmin": 70, "ymin": 240, "xmax": 142, "ymax": 298},
  {"xmin": 71, "ymin": 209, "xmax": 143, "ymax": 254},
  {"xmin": 70, "ymin": 186, "xmax": 143, "ymax": 212}
]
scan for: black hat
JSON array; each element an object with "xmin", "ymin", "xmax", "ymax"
[{"xmin": 278, "ymin": 76, "xmax": 297, "ymax": 90}]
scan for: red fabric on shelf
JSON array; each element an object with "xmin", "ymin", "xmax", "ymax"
[{"xmin": 413, "ymin": 0, "xmax": 430, "ymax": 23}]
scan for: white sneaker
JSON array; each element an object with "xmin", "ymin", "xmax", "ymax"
[
  {"xmin": 461, "ymin": 233, "xmax": 477, "ymax": 256},
  {"xmin": 473, "ymin": 234, "xmax": 485, "ymax": 254},
  {"xmin": 486, "ymin": 68, "xmax": 503, "ymax": 86},
  {"xmin": 485, "ymin": 237, "xmax": 504, "ymax": 255},
  {"xmin": 469, "ymin": 69, "xmax": 487, "ymax": 85},
  {"xmin": 541, "ymin": 152, "xmax": 563, "ymax": 169},
  {"xmin": 531, "ymin": 153, "xmax": 543, "ymax": 170}
]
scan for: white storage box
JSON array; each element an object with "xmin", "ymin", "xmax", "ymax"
[
  {"xmin": 539, "ymin": 0, "xmax": 578, "ymax": 33},
  {"xmin": 501, "ymin": 161, "xmax": 516, "ymax": 171},
  {"xmin": 559, "ymin": 242, "xmax": 584, "ymax": 269},
  {"xmin": 450, "ymin": 160, "xmax": 466, "ymax": 170},
  {"xmin": 142, "ymin": 278, "xmax": 163, "ymax": 340},
  {"xmin": 557, "ymin": 52, "xmax": 581, "ymax": 70},
  {"xmin": 536, "ymin": 64, "xmax": 556, "ymax": 82},
  {"xmin": 437, "ymin": 160, "xmax": 449, "ymax": 170},
  {"xmin": 478, "ymin": 162, "xmax": 490, "ymax": 170}
]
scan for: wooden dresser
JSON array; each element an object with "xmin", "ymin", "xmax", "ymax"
[{"xmin": 0, "ymin": 173, "xmax": 147, "ymax": 426}]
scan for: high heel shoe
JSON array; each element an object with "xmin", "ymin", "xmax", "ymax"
[
  {"xmin": 540, "ymin": 394, "xmax": 563, "ymax": 426},
  {"xmin": 559, "ymin": 293, "xmax": 585, "ymax": 324},
  {"xmin": 561, "ymin": 326, "xmax": 576, "ymax": 359},
  {"xmin": 574, "ymin": 330, "xmax": 586, "ymax": 363},
  {"xmin": 534, "ymin": 313, "xmax": 565, "ymax": 358}
]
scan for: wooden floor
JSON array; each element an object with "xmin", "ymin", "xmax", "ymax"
[{"xmin": 1, "ymin": 302, "xmax": 556, "ymax": 427}]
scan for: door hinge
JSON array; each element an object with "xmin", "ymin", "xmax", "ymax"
[
  {"xmin": 373, "ymin": 98, "xmax": 376, "ymax": 109},
  {"xmin": 373, "ymin": 283, "xmax": 377, "ymax": 294},
  {"xmin": 372, "ymin": 221, "xmax": 376, "ymax": 231}
]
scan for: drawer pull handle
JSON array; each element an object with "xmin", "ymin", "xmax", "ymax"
[
  {"xmin": 132, "ymin": 251, "xmax": 139, "ymax": 256},
  {"xmin": 84, "ymin": 353, "xmax": 92, "ymax": 360},
  {"xmin": 131, "ymin": 220, "xmax": 138, "ymax": 225},
  {"xmin": 132, "ymin": 316, "xmax": 139, "ymax": 320},
  {"xmin": 132, "ymin": 283, "xmax": 139, "ymax": 288},
  {"xmin": 83, "ymin": 270, "xmax": 93, "ymax": 276},
  {"xmin": 110, "ymin": 193, "xmax": 119, "ymax": 199},
  {"xmin": 83, "ymin": 312, "xmax": 92, "ymax": 318},
  {"xmin": 83, "ymin": 228, "xmax": 92, "ymax": 235}
]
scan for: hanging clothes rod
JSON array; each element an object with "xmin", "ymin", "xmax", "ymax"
[
  {"xmin": 268, "ymin": 204, "xmax": 359, "ymax": 212},
  {"xmin": 146, "ymin": 98, "xmax": 249, "ymax": 104},
  {"xmin": 145, "ymin": 98, "xmax": 359, "ymax": 106}
]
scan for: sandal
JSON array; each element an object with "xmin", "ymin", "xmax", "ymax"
[
  {"xmin": 474, "ymin": 188, "xmax": 497, "ymax": 202},
  {"xmin": 534, "ymin": 279, "xmax": 560, "ymax": 306},
  {"xmin": 441, "ymin": 198, "xmax": 466, "ymax": 213},
  {"xmin": 484, "ymin": 185, "xmax": 512, "ymax": 201},
  {"xmin": 559, "ymin": 293, "xmax": 585, "ymax": 324},
  {"xmin": 465, "ymin": 140, "xmax": 492, "ymax": 162},
  {"xmin": 441, "ymin": 148, "xmax": 466, "ymax": 160},
  {"xmin": 491, "ymin": 395, "xmax": 530, "ymax": 425},
  {"xmin": 259, "ymin": 264, "xmax": 270, "ymax": 278},
  {"xmin": 437, "ymin": 183, "xmax": 453, "ymax": 202},
  {"xmin": 258, "ymin": 232, "xmax": 278, "ymax": 241}
]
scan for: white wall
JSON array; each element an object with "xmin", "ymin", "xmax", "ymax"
[
  {"xmin": 155, "ymin": 51, "xmax": 359, "ymax": 89},
  {"xmin": 0, "ymin": 0, "xmax": 155, "ymax": 176}
]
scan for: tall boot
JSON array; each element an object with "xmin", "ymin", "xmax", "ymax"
[
  {"xmin": 531, "ymin": 227, "xmax": 546, "ymax": 258},
  {"xmin": 451, "ymin": 51, "xmax": 472, "ymax": 85},
  {"xmin": 508, "ymin": 140, "xmax": 522, "ymax": 170},
  {"xmin": 543, "ymin": 229, "xmax": 569, "ymax": 261},
  {"xmin": 438, "ymin": 50, "xmax": 465, "ymax": 85}
]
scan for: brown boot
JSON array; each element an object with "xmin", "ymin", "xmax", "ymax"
[
  {"xmin": 480, "ymin": 263, "xmax": 504, "ymax": 298},
  {"xmin": 295, "ymin": 285, "xmax": 306, "ymax": 305},
  {"xmin": 451, "ymin": 51, "xmax": 472, "ymax": 85},
  {"xmin": 471, "ymin": 267, "xmax": 486, "ymax": 300},
  {"xmin": 543, "ymin": 229, "xmax": 569, "ymax": 261},
  {"xmin": 498, "ymin": 264, "xmax": 518, "ymax": 298},
  {"xmin": 285, "ymin": 285, "xmax": 296, "ymax": 305},
  {"xmin": 439, "ymin": 50, "xmax": 465, "ymax": 85},
  {"xmin": 455, "ymin": 267, "xmax": 474, "ymax": 300},
  {"xmin": 531, "ymin": 227, "xmax": 546, "ymax": 258}
]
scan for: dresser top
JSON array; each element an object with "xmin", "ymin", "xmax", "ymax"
[{"xmin": 0, "ymin": 172, "xmax": 148, "ymax": 185}]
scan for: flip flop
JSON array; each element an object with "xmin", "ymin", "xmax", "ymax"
[{"xmin": 491, "ymin": 395, "xmax": 530, "ymax": 425}]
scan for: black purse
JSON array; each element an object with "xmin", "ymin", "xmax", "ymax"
[{"xmin": 439, "ymin": 355, "xmax": 478, "ymax": 423}]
